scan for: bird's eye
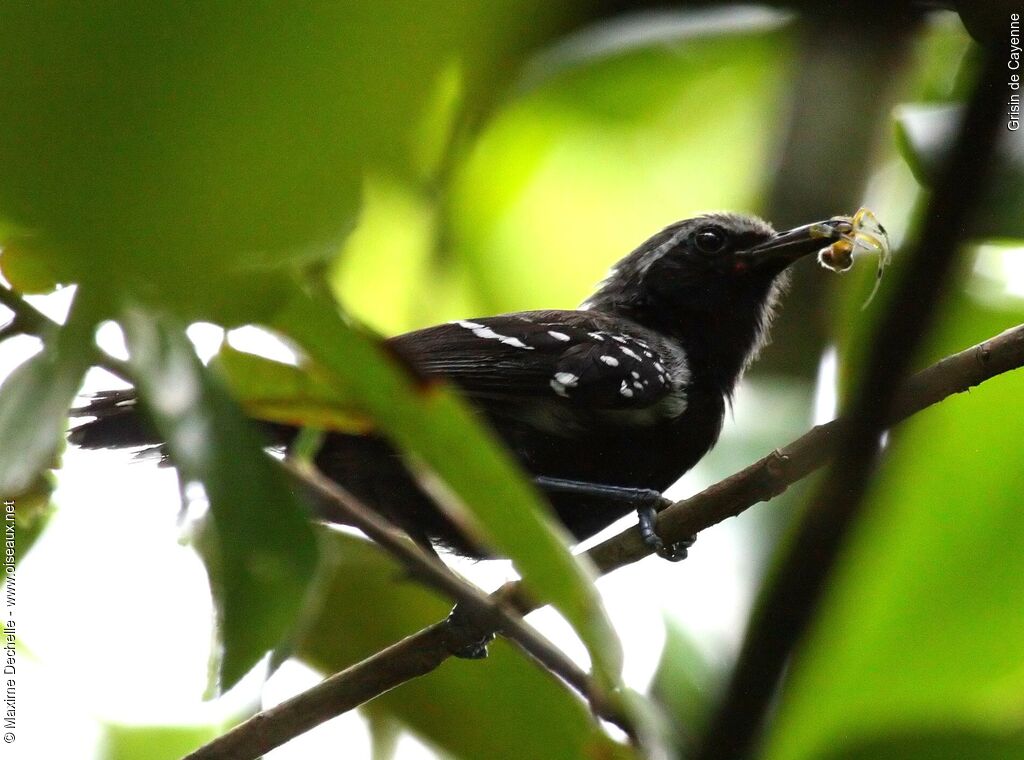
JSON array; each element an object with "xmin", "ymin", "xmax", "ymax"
[{"xmin": 694, "ymin": 227, "xmax": 728, "ymax": 255}]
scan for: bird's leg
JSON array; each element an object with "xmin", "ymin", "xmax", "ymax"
[
  {"xmin": 533, "ymin": 475, "xmax": 695, "ymax": 562},
  {"xmin": 445, "ymin": 603, "xmax": 496, "ymax": 660},
  {"xmin": 636, "ymin": 505, "xmax": 694, "ymax": 562}
]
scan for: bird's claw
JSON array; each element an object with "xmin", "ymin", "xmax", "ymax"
[
  {"xmin": 637, "ymin": 502, "xmax": 695, "ymax": 562},
  {"xmin": 445, "ymin": 603, "xmax": 496, "ymax": 660}
]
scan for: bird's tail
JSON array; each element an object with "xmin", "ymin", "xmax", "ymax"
[
  {"xmin": 68, "ymin": 390, "xmax": 160, "ymax": 449},
  {"xmin": 68, "ymin": 389, "xmax": 299, "ymax": 450}
]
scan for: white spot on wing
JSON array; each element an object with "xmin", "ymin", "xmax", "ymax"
[
  {"xmin": 619, "ymin": 380, "xmax": 634, "ymax": 398},
  {"xmin": 550, "ymin": 371, "xmax": 579, "ymax": 398},
  {"xmin": 620, "ymin": 347, "xmax": 641, "ymax": 361},
  {"xmin": 455, "ymin": 320, "xmax": 534, "ymax": 350},
  {"xmin": 600, "ymin": 355, "xmax": 619, "ymax": 366},
  {"xmin": 547, "ymin": 331, "xmax": 571, "ymax": 342}
]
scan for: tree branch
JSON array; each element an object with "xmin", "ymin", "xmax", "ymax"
[
  {"xmin": 0, "ymin": 281, "xmax": 132, "ymax": 382},
  {"xmin": 694, "ymin": 44, "xmax": 1008, "ymax": 760},
  {"xmin": 185, "ymin": 321, "xmax": 1024, "ymax": 760},
  {"xmin": 281, "ymin": 460, "xmax": 635, "ymax": 737}
]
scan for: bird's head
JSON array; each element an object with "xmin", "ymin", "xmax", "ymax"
[{"xmin": 584, "ymin": 212, "xmax": 847, "ymax": 390}]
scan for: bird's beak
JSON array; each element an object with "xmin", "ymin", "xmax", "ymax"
[{"xmin": 740, "ymin": 219, "xmax": 847, "ymax": 269}]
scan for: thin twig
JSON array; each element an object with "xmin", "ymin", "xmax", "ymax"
[
  {"xmin": 184, "ymin": 321, "xmax": 1024, "ymax": 760},
  {"xmin": 693, "ymin": 45, "xmax": 1008, "ymax": 760},
  {"xmin": 281, "ymin": 461, "xmax": 634, "ymax": 736}
]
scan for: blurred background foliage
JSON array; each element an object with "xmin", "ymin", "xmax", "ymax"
[{"xmin": 0, "ymin": 2, "xmax": 1022, "ymax": 759}]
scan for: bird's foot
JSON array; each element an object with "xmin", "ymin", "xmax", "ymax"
[
  {"xmin": 445, "ymin": 603, "xmax": 496, "ymax": 660},
  {"xmin": 637, "ymin": 501, "xmax": 695, "ymax": 562}
]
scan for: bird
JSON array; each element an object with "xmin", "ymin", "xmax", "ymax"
[{"xmin": 70, "ymin": 212, "xmax": 845, "ymax": 562}]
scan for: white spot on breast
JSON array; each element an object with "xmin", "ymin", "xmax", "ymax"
[
  {"xmin": 654, "ymin": 362, "xmax": 665, "ymax": 372},
  {"xmin": 547, "ymin": 331, "xmax": 571, "ymax": 342},
  {"xmin": 620, "ymin": 347, "xmax": 641, "ymax": 361},
  {"xmin": 599, "ymin": 355, "xmax": 619, "ymax": 366},
  {"xmin": 633, "ymin": 381, "xmax": 643, "ymax": 390},
  {"xmin": 630, "ymin": 371, "xmax": 640, "ymax": 379},
  {"xmin": 619, "ymin": 380, "xmax": 634, "ymax": 398},
  {"xmin": 455, "ymin": 320, "xmax": 534, "ymax": 350},
  {"xmin": 644, "ymin": 351, "xmax": 653, "ymax": 358}
]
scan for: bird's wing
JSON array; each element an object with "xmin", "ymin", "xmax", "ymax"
[{"xmin": 388, "ymin": 311, "xmax": 686, "ymax": 410}]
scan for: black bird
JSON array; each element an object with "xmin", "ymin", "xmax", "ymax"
[{"xmin": 70, "ymin": 213, "xmax": 845, "ymax": 561}]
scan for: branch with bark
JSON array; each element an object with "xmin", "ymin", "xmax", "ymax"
[
  {"xmin": 185, "ymin": 321, "xmax": 1024, "ymax": 760},
  {"xmin": 694, "ymin": 43, "xmax": 1007, "ymax": 760}
]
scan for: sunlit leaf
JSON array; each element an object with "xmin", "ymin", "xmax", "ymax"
[
  {"xmin": 271, "ymin": 285, "xmax": 624, "ymax": 687},
  {"xmin": 297, "ymin": 529, "xmax": 634, "ymax": 760},
  {"xmin": 122, "ymin": 309, "xmax": 318, "ymax": 691},
  {"xmin": 0, "ymin": 2, "xmax": 586, "ymax": 317},
  {"xmin": 97, "ymin": 723, "xmax": 221, "ymax": 760},
  {"xmin": 211, "ymin": 344, "xmax": 371, "ymax": 434},
  {"xmin": 448, "ymin": 10, "xmax": 794, "ymax": 315},
  {"xmin": 817, "ymin": 729, "xmax": 1024, "ymax": 760}
]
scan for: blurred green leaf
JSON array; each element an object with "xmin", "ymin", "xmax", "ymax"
[
  {"xmin": 0, "ymin": 240, "xmax": 68, "ymax": 294},
  {"xmin": 894, "ymin": 103, "xmax": 1024, "ymax": 238},
  {"xmin": 0, "ymin": 291, "xmax": 97, "ymax": 494},
  {"xmin": 0, "ymin": 2, "xmax": 582, "ymax": 317},
  {"xmin": 97, "ymin": 723, "xmax": 221, "ymax": 760},
  {"xmin": 367, "ymin": 711, "xmax": 402, "ymax": 760},
  {"xmin": 272, "ymin": 286, "xmax": 624, "ymax": 686},
  {"xmin": 121, "ymin": 309, "xmax": 318, "ymax": 691},
  {"xmin": 298, "ymin": 529, "xmax": 634, "ymax": 760},
  {"xmin": 650, "ymin": 618, "xmax": 717, "ymax": 755},
  {"xmin": 448, "ymin": 10, "xmax": 794, "ymax": 315},
  {"xmin": 212, "ymin": 344, "xmax": 371, "ymax": 434},
  {"xmin": 762, "ymin": 296, "xmax": 1024, "ymax": 760},
  {"xmin": 2, "ymin": 474, "xmax": 56, "ymax": 582},
  {"xmin": 817, "ymin": 728, "xmax": 1024, "ymax": 760}
]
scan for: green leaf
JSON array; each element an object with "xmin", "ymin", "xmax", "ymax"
[
  {"xmin": 650, "ymin": 618, "xmax": 718, "ymax": 755},
  {"xmin": 121, "ymin": 308, "xmax": 318, "ymax": 691},
  {"xmin": 297, "ymin": 530, "xmax": 634, "ymax": 760},
  {"xmin": 271, "ymin": 285, "xmax": 624, "ymax": 687},
  {"xmin": 761, "ymin": 297, "xmax": 1024, "ymax": 760},
  {"xmin": 0, "ymin": 290, "xmax": 97, "ymax": 494},
  {"xmin": 97, "ymin": 723, "xmax": 222, "ymax": 760},
  {"xmin": 2, "ymin": 474, "xmax": 56, "ymax": 582},
  {"xmin": 894, "ymin": 103, "xmax": 1024, "ymax": 238},
  {"xmin": 211, "ymin": 344, "xmax": 371, "ymax": 434},
  {"xmin": 0, "ymin": 2, "xmax": 587, "ymax": 317},
  {"xmin": 447, "ymin": 10, "xmax": 794, "ymax": 316},
  {"xmin": 817, "ymin": 729, "xmax": 1024, "ymax": 760}
]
